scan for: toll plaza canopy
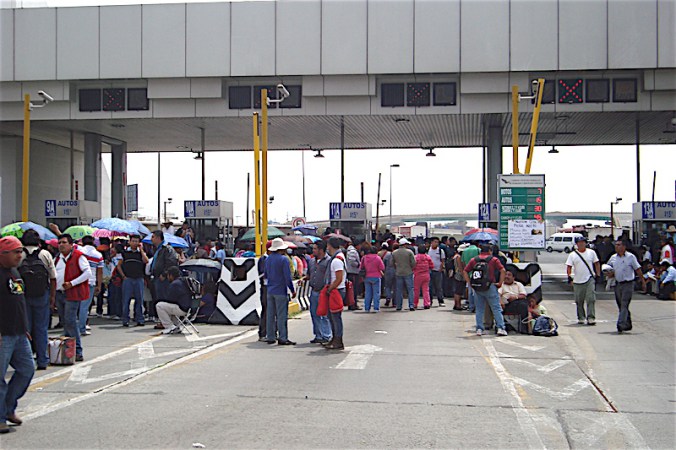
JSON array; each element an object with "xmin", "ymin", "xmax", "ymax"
[{"xmin": 0, "ymin": 0, "xmax": 674, "ymax": 223}]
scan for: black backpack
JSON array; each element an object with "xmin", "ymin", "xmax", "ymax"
[
  {"xmin": 181, "ymin": 276, "xmax": 202, "ymax": 301},
  {"xmin": 469, "ymin": 256, "xmax": 493, "ymax": 292},
  {"xmin": 18, "ymin": 249, "xmax": 50, "ymax": 297}
]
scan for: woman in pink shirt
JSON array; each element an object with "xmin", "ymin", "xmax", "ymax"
[
  {"xmin": 360, "ymin": 247, "xmax": 385, "ymax": 312},
  {"xmin": 414, "ymin": 245, "xmax": 434, "ymax": 309}
]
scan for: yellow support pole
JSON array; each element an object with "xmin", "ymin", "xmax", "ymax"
[
  {"xmin": 253, "ymin": 113, "xmax": 262, "ymax": 257},
  {"xmin": 261, "ymin": 89, "xmax": 269, "ymax": 247},
  {"xmin": 524, "ymin": 78, "xmax": 545, "ymax": 174},
  {"xmin": 21, "ymin": 94, "xmax": 31, "ymax": 222},
  {"xmin": 511, "ymin": 85, "xmax": 520, "ymax": 174}
]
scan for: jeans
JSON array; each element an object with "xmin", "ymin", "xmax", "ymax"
[
  {"xmin": 364, "ymin": 277, "xmax": 382, "ymax": 311},
  {"xmin": 468, "ymin": 284, "xmax": 476, "ymax": 311},
  {"xmin": 328, "ymin": 289, "xmax": 345, "ymax": 338},
  {"xmin": 266, "ymin": 294, "xmax": 289, "ymax": 342},
  {"xmin": 383, "ymin": 271, "xmax": 395, "ymax": 299},
  {"xmin": 309, "ymin": 290, "xmax": 332, "ymax": 340},
  {"xmin": 107, "ymin": 282, "xmax": 122, "ymax": 317},
  {"xmin": 59, "ymin": 292, "xmax": 83, "ymax": 357},
  {"xmin": 614, "ymin": 282, "xmax": 634, "ymax": 331},
  {"xmin": 429, "ymin": 270, "xmax": 444, "ymax": 303},
  {"xmin": 25, "ymin": 292, "xmax": 50, "ymax": 368},
  {"xmin": 573, "ymin": 278, "xmax": 596, "ymax": 321},
  {"xmin": 78, "ymin": 285, "xmax": 96, "ymax": 333},
  {"xmin": 122, "ymin": 277, "xmax": 145, "ymax": 325},
  {"xmin": 395, "ymin": 274, "xmax": 415, "ymax": 309},
  {"xmin": 474, "ymin": 285, "xmax": 505, "ymax": 331},
  {"xmin": 0, "ymin": 335, "xmax": 35, "ymax": 422},
  {"xmin": 56, "ymin": 292, "xmax": 66, "ymax": 326}
]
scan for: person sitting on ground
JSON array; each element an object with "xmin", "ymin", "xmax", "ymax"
[
  {"xmin": 527, "ymin": 294, "xmax": 547, "ymax": 329},
  {"xmin": 657, "ymin": 260, "xmax": 676, "ymax": 300},
  {"xmin": 498, "ymin": 271, "xmax": 528, "ymax": 331},
  {"xmin": 155, "ymin": 266, "xmax": 191, "ymax": 334},
  {"xmin": 641, "ymin": 261, "xmax": 657, "ymax": 295}
]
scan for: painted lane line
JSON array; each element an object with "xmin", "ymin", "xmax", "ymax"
[
  {"xmin": 184, "ymin": 331, "xmax": 241, "ymax": 343},
  {"xmin": 22, "ymin": 329, "xmax": 259, "ymax": 422},
  {"xmin": 496, "ymin": 353, "xmax": 573, "ymax": 373},
  {"xmin": 497, "ymin": 338, "xmax": 546, "ymax": 352},
  {"xmin": 336, "ymin": 344, "xmax": 382, "ymax": 370},
  {"xmin": 511, "ymin": 376, "xmax": 591, "ymax": 400},
  {"xmin": 483, "ymin": 340, "xmax": 547, "ymax": 449}
]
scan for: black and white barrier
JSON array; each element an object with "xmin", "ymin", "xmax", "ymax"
[
  {"xmin": 209, "ymin": 258, "xmax": 261, "ymax": 326},
  {"xmin": 295, "ymin": 279, "xmax": 311, "ymax": 311},
  {"xmin": 505, "ymin": 263, "xmax": 542, "ymax": 302}
]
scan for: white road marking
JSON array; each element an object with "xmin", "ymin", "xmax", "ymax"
[
  {"xmin": 22, "ymin": 329, "xmax": 259, "ymax": 422},
  {"xmin": 137, "ymin": 340, "xmax": 155, "ymax": 359},
  {"xmin": 497, "ymin": 338, "xmax": 546, "ymax": 352},
  {"xmin": 498, "ymin": 354, "xmax": 573, "ymax": 373},
  {"xmin": 483, "ymin": 340, "xmax": 546, "ymax": 449},
  {"xmin": 336, "ymin": 344, "xmax": 382, "ymax": 370},
  {"xmin": 511, "ymin": 376, "xmax": 592, "ymax": 400},
  {"xmin": 184, "ymin": 331, "xmax": 241, "ymax": 343}
]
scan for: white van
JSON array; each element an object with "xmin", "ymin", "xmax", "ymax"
[{"xmin": 545, "ymin": 233, "xmax": 584, "ymax": 253}]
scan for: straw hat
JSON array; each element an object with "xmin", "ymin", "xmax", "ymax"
[{"xmin": 269, "ymin": 237, "xmax": 289, "ymax": 252}]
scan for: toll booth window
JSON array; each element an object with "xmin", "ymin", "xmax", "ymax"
[
  {"xmin": 540, "ymin": 80, "xmax": 555, "ymax": 104},
  {"xmin": 279, "ymin": 85, "xmax": 302, "ymax": 109},
  {"xmin": 127, "ymin": 88, "xmax": 149, "ymax": 111},
  {"xmin": 102, "ymin": 88, "xmax": 125, "ymax": 112},
  {"xmin": 228, "ymin": 86, "xmax": 251, "ymax": 109},
  {"xmin": 381, "ymin": 83, "xmax": 405, "ymax": 107},
  {"xmin": 433, "ymin": 82, "xmax": 456, "ymax": 106},
  {"xmin": 253, "ymin": 86, "xmax": 277, "ymax": 109},
  {"xmin": 613, "ymin": 79, "xmax": 637, "ymax": 103},
  {"xmin": 79, "ymin": 89, "xmax": 102, "ymax": 112},
  {"xmin": 585, "ymin": 79, "xmax": 609, "ymax": 103},
  {"xmin": 406, "ymin": 83, "xmax": 430, "ymax": 107},
  {"xmin": 558, "ymin": 79, "xmax": 583, "ymax": 103}
]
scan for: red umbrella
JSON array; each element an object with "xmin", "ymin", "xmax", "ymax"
[{"xmin": 465, "ymin": 227, "xmax": 498, "ymax": 236}]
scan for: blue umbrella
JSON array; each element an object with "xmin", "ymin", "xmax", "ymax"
[
  {"xmin": 127, "ymin": 219, "xmax": 151, "ymax": 236},
  {"xmin": 462, "ymin": 231, "xmax": 499, "ymax": 243},
  {"xmin": 19, "ymin": 222, "xmax": 58, "ymax": 241},
  {"xmin": 142, "ymin": 233, "xmax": 189, "ymax": 249},
  {"xmin": 91, "ymin": 218, "xmax": 137, "ymax": 235}
]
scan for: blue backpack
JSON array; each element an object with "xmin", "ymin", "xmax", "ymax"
[{"xmin": 532, "ymin": 316, "xmax": 558, "ymax": 337}]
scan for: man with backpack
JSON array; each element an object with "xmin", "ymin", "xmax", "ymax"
[
  {"xmin": 463, "ymin": 244, "xmax": 508, "ymax": 336},
  {"xmin": 565, "ymin": 236, "xmax": 601, "ymax": 325},
  {"xmin": 19, "ymin": 230, "xmax": 56, "ymax": 370}
]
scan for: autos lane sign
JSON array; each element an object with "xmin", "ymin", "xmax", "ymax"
[
  {"xmin": 498, "ymin": 175, "xmax": 545, "ymax": 250},
  {"xmin": 329, "ymin": 202, "xmax": 368, "ymax": 221}
]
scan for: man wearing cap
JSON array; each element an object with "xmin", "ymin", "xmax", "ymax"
[
  {"xmin": 607, "ymin": 240, "xmax": 645, "ymax": 333},
  {"xmin": 566, "ymin": 236, "xmax": 601, "ymax": 325},
  {"xmin": 392, "ymin": 238, "xmax": 416, "ymax": 311},
  {"xmin": 0, "ymin": 236, "xmax": 36, "ymax": 433},
  {"xmin": 264, "ymin": 238, "xmax": 297, "ymax": 345}
]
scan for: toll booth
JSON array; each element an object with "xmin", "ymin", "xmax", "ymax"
[
  {"xmin": 632, "ymin": 202, "xmax": 676, "ymax": 244},
  {"xmin": 44, "ymin": 199, "xmax": 100, "ymax": 230},
  {"xmin": 328, "ymin": 202, "xmax": 373, "ymax": 242},
  {"xmin": 184, "ymin": 200, "xmax": 234, "ymax": 251}
]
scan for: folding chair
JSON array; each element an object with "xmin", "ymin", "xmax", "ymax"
[{"xmin": 176, "ymin": 297, "xmax": 201, "ymax": 335}]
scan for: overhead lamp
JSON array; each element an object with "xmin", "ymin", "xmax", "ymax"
[
  {"xmin": 425, "ymin": 148, "xmax": 436, "ymax": 157},
  {"xmin": 548, "ymin": 146, "xmax": 559, "ymax": 154},
  {"xmin": 314, "ymin": 150, "xmax": 325, "ymax": 158}
]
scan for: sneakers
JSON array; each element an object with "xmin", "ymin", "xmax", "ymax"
[
  {"xmin": 75, "ymin": 355, "xmax": 84, "ymax": 362},
  {"xmin": 587, "ymin": 319, "xmax": 596, "ymax": 326},
  {"xmin": 476, "ymin": 329, "xmax": 483, "ymax": 336},
  {"xmin": 0, "ymin": 423, "xmax": 9, "ymax": 434},
  {"xmin": 439, "ymin": 301, "xmax": 446, "ymax": 307},
  {"xmin": 577, "ymin": 320, "xmax": 585, "ymax": 325},
  {"xmin": 81, "ymin": 330, "xmax": 91, "ymax": 336},
  {"xmin": 497, "ymin": 328, "xmax": 508, "ymax": 336}
]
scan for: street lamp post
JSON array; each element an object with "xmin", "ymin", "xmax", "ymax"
[
  {"xmin": 21, "ymin": 91, "xmax": 54, "ymax": 221},
  {"xmin": 163, "ymin": 198, "xmax": 173, "ymax": 223},
  {"xmin": 389, "ymin": 164, "xmax": 400, "ymax": 230},
  {"xmin": 610, "ymin": 197, "xmax": 622, "ymax": 239}
]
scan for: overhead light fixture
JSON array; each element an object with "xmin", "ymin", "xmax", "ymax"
[
  {"xmin": 548, "ymin": 145, "xmax": 559, "ymax": 154},
  {"xmin": 425, "ymin": 148, "xmax": 436, "ymax": 157},
  {"xmin": 314, "ymin": 150, "xmax": 324, "ymax": 158},
  {"xmin": 394, "ymin": 118, "xmax": 410, "ymax": 123}
]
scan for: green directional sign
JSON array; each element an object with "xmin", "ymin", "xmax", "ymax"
[{"xmin": 498, "ymin": 174, "xmax": 546, "ymax": 250}]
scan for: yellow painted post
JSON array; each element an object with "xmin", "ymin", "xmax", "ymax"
[
  {"xmin": 253, "ymin": 113, "xmax": 262, "ymax": 256},
  {"xmin": 511, "ymin": 85, "xmax": 520, "ymax": 174},
  {"xmin": 524, "ymin": 78, "xmax": 545, "ymax": 174},
  {"xmin": 261, "ymin": 89, "xmax": 269, "ymax": 247},
  {"xmin": 21, "ymin": 94, "xmax": 31, "ymax": 222}
]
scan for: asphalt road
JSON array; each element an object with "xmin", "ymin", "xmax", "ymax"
[{"xmin": 2, "ymin": 252, "xmax": 674, "ymax": 449}]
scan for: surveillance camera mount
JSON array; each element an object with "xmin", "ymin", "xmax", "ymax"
[{"xmin": 266, "ymin": 84, "xmax": 291, "ymax": 106}]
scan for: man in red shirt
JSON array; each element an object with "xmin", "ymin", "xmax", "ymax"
[{"xmin": 464, "ymin": 244, "xmax": 507, "ymax": 336}]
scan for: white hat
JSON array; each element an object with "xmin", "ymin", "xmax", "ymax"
[
  {"xmin": 269, "ymin": 237, "xmax": 289, "ymax": 252},
  {"xmin": 601, "ymin": 264, "xmax": 614, "ymax": 273},
  {"xmin": 457, "ymin": 243, "xmax": 470, "ymax": 252},
  {"xmin": 399, "ymin": 238, "xmax": 411, "ymax": 245},
  {"xmin": 381, "ymin": 242, "xmax": 389, "ymax": 248}
]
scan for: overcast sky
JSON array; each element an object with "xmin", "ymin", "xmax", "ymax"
[{"xmin": 102, "ymin": 144, "xmax": 675, "ymax": 225}]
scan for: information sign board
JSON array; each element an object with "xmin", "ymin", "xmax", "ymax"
[{"xmin": 498, "ymin": 175, "xmax": 545, "ymax": 250}]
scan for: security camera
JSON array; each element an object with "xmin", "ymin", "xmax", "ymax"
[
  {"xmin": 276, "ymin": 84, "xmax": 290, "ymax": 99},
  {"xmin": 531, "ymin": 79, "xmax": 539, "ymax": 94},
  {"xmin": 269, "ymin": 196, "xmax": 275, "ymax": 202},
  {"xmin": 38, "ymin": 90, "xmax": 54, "ymax": 103}
]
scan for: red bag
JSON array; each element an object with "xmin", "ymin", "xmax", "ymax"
[
  {"xmin": 318, "ymin": 287, "xmax": 329, "ymax": 316},
  {"xmin": 319, "ymin": 286, "xmax": 344, "ymax": 315},
  {"xmin": 345, "ymin": 281, "xmax": 355, "ymax": 307}
]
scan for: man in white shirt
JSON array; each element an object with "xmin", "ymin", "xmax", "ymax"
[
  {"xmin": 566, "ymin": 236, "xmax": 601, "ymax": 325},
  {"xmin": 325, "ymin": 238, "xmax": 346, "ymax": 350},
  {"xmin": 607, "ymin": 240, "xmax": 645, "ymax": 333}
]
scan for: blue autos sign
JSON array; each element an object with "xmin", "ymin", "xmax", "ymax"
[
  {"xmin": 45, "ymin": 200, "xmax": 56, "ymax": 217},
  {"xmin": 329, "ymin": 203, "xmax": 342, "ymax": 220},
  {"xmin": 184, "ymin": 201, "xmax": 196, "ymax": 218},
  {"xmin": 329, "ymin": 202, "xmax": 367, "ymax": 221},
  {"xmin": 478, "ymin": 203, "xmax": 497, "ymax": 222}
]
